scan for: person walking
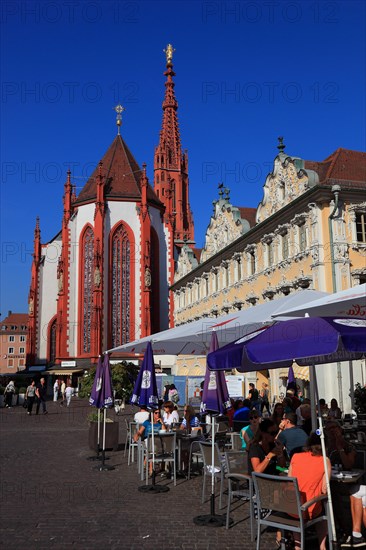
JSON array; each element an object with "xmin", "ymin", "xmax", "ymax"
[
  {"xmin": 4, "ymin": 380, "xmax": 16, "ymax": 408},
  {"xmin": 248, "ymin": 382, "xmax": 261, "ymax": 414},
  {"xmin": 260, "ymin": 382, "xmax": 270, "ymax": 415},
  {"xmin": 35, "ymin": 377, "xmax": 48, "ymax": 415},
  {"xmin": 25, "ymin": 380, "xmax": 36, "ymax": 415},
  {"xmin": 65, "ymin": 384, "xmax": 73, "ymax": 407},
  {"xmin": 60, "ymin": 380, "xmax": 66, "ymax": 406},
  {"xmin": 53, "ymin": 379, "xmax": 59, "ymax": 402}
]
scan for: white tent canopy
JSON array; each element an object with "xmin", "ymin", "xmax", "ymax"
[
  {"xmin": 107, "ymin": 289, "xmax": 328, "ymax": 355},
  {"xmin": 272, "ymin": 283, "xmax": 366, "ymax": 319}
]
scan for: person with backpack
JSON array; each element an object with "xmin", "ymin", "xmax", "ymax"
[
  {"xmin": 4, "ymin": 380, "xmax": 15, "ymax": 408},
  {"xmin": 168, "ymin": 384, "xmax": 180, "ymax": 405}
]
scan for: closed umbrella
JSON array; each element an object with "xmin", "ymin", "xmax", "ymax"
[
  {"xmin": 131, "ymin": 341, "xmax": 169, "ymax": 493},
  {"xmin": 194, "ymin": 332, "xmax": 232, "ymax": 527},
  {"xmin": 286, "ymin": 365, "xmax": 297, "ymax": 395},
  {"xmin": 89, "ymin": 354, "xmax": 114, "ymax": 471},
  {"xmin": 88, "ymin": 355, "xmax": 104, "ymax": 461}
]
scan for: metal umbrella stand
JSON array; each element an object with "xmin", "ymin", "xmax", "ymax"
[
  {"xmin": 87, "ymin": 356, "xmax": 104, "ymax": 462},
  {"xmin": 138, "ymin": 410, "xmax": 169, "ymax": 494},
  {"xmin": 194, "ymin": 332, "xmax": 232, "ymax": 527},
  {"xmin": 131, "ymin": 342, "xmax": 169, "ymax": 493}
]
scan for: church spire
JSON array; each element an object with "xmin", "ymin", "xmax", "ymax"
[{"xmin": 154, "ymin": 44, "xmax": 195, "ymax": 250}]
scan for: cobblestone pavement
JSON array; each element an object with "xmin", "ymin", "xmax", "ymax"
[{"xmin": 0, "ymin": 400, "xmax": 319, "ymax": 549}]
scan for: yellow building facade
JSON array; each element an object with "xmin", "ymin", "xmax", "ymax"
[{"xmin": 170, "ymin": 144, "xmax": 366, "ymax": 410}]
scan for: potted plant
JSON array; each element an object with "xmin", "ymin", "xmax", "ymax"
[
  {"xmin": 354, "ymin": 383, "xmax": 366, "ymax": 424},
  {"xmin": 18, "ymin": 387, "xmax": 27, "ymax": 406},
  {"xmin": 88, "ymin": 410, "xmax": 119, "ymax": 452}
]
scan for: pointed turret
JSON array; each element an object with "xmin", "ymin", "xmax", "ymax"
[
  {"xmin": 26, "ymin": 217, "xmax": 41, "ymax": 364},
  {"xmin": 154, "ymin": 44, "xmax": 195, "ymax": 248}
]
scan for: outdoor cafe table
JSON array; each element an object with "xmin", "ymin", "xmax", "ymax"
[{"xmin": 331, "ymin": 469, "xmax": 365, "ymax": 484}]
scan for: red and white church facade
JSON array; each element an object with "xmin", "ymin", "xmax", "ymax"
[{"xmin": 26, "ymin": 47, "xmax": 195, "ymax": 369}]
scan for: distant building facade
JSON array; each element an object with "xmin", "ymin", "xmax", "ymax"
[{"xmin": 0, "ymin": 312, "xmax": 28, "ymax": 373}]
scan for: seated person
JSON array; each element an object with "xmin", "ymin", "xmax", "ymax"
[
  {"xmin": 248, "ymin": 418, "xmax": 286, "ymax": 548},
  {"xmin": 133, "ymin": 409, "xmax": 165, "ymax": 442},
  {"xmin": 341, "ymin": 485, "xmax": 366, "ymax": 548},
  {"xmin": 180, "ymin": 404, "xmax": 200, "ymax": 433},
  {"xmin": 162, "ymin": 401, "xmax": 180, "ymax": 427},
  {"xmin": 317, "ymin": 398, "xmax": 329, "ymax": 419},
  {"xmin": 271, "ymin": 402, "xmax": 285, "ymax": 429},
  {"xmin": 298, "ymin": 403, "xmax": 312, "ymax": 436},
  {"xmin": 233, "ymin": 398, "xmax": 251, "ymax": 421},
  {"xmin": 240, "ymin": 410, "xmax": 260, "ymax": 450},
  {"xmin": 327, "ymin": 398, "xmax": 342, "ymax": 420},
  {"xmin": 288, "ymin": 432, "xmax": 331, "ymax": 550},
  {"xmin": 286, "ymin": 388, "xmax": 302, "ymax": 411},
  {"xmin": 277, "ymin": 411, "xmax": 308, "ymax": 458},
  {"xmin": 325, "ymin": 419, "xmax": 356, "ymax": 470},
  {"xmin": 134, "ymin": 404, "xmax": 150, "ymax": 425}
]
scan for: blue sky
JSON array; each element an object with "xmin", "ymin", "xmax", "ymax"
[{"xmin": 1, "ymin": 0, "xmax": 365, "ymax": 317}]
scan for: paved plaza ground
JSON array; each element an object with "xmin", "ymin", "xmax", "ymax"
[{"xmin": 0, "ymin": 398, "xmax": 320, "ymax": 549}]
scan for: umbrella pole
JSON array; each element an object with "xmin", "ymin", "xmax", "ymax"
[
  {"xmin": 309, "ymin": 365, "xmax": 317, "ymax": 432},
  {"xmin": 97, "ymin": 408, "xmax": 101, "ymax": 456},
  {"xmin": 87, "ymin": 408, "xmax": 103, "ymax": 461},
  {"xmin": 97, "ymin": 408, "xmax": 115, "ymax": 471},
  {"xmin": 138, "ymin": 409, "xmax": 169, "ymax": 493},
  {"xmin": 193, "ymin": 414, "xmax": 227, "ymax": 527},
  {"xmin": 313, "ymin": 367, "xmax": 337, "ymax": 548}
]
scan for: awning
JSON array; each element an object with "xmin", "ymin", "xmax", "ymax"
[
  {"xmin": 278, "ymin": 366, "xmax": 310, "ymax": 381},
  {"xmin": 45, "ymin": 368, "xmax": 84, "ymax": 376}
]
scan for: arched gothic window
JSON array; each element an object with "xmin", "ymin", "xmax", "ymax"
[
  {"xmin": 82, "ymin": 227, "xmax": 94, "ymax": 353},
  {"xmin": 112, "ymin": 224, "xmax": 130, "ymax": 347},
  {"xmin": 49, "ymin": 319, "xmax": 57, "ymax": 364}
]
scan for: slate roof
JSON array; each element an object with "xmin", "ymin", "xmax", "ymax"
[{"xmin": 74, "ymin": 135, "xmax": 163, "ymax": 208}]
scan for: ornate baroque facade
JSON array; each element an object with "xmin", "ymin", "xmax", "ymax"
[{"xmin": 171, "ymin": 144, "xmax": 366, "ymax": 406}]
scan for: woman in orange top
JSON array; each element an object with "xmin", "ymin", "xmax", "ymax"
[{"xmin": 288, "ymin": 432, "xmax": 331, "ymax": 550}]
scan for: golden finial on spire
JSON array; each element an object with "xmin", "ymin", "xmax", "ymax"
[
  {"xmin": 113, "ymin": 104, "xmax": 125, "ymax": 135},
  {"xmin": 163, "ymin": 43, "xmax": 175, "ymax": 66}
]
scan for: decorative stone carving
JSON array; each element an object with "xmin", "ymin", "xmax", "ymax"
[
  {"xmin": 144, "ymin": 267, "xmax": 151, "ymax": 288},
  {"xmin": 201, "ymin": 197, "xmax": 251, "ymax": 262},
  {"xmin": 256, "ymin": 156, "xmax": 318, "ymax": 224},
  {"xmin": 175, "ymin": 244, "xmax": 198, "ymax": 282}
]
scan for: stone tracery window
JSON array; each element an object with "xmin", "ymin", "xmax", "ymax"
[
  {"xmin": 50, "ymin": 319, "xmax": 57, "ymax": 364},
  {"xmin": 81, "ymin": 227, "xmax": 94, "ymax": 353},
  {"xmin": 111, "ymin": 224, "xmax": 131, "ymax": 347}
]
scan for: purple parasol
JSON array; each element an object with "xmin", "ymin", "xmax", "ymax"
[
  {"xmin": 201, "ymin": 332, "xmax": 231, "ymax": 415},
  {"xmin": 286, "ymin": 365, "xmax": 297, "ymax": 395},
  {"xmin": 89, "ymin": 354, "xmax": 114, "ymax": 409},
  {"xmin": 130, "ymin": 341, "xmax": 159, "ymax": 410}
]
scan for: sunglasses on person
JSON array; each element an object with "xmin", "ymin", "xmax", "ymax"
[{"xmin": 250, "ymin": 415, "xmax": 259, "ymax": 420}]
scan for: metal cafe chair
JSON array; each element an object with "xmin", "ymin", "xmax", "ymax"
[
  {"xmin": 224, "ymin": 451, "xmax": 254, "ymax": 539},
  {"xmin": 252, "ymin": 472, "xmax": 332, "ymax": 550},
  {"xmin": 199, "ymin": 441, "xmax": 226, "ymax": 510},
  {"xmin": 145, "ymin": 433, "xmax": 177, "ymax": 486},
  {"xmin": 127, "ymin": 421, "xmax": 139, "ymax": 465}
]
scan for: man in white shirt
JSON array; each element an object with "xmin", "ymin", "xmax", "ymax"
[{"xmin": 134, "ymin": 405, "xmax": 150, "ymax": 425}]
